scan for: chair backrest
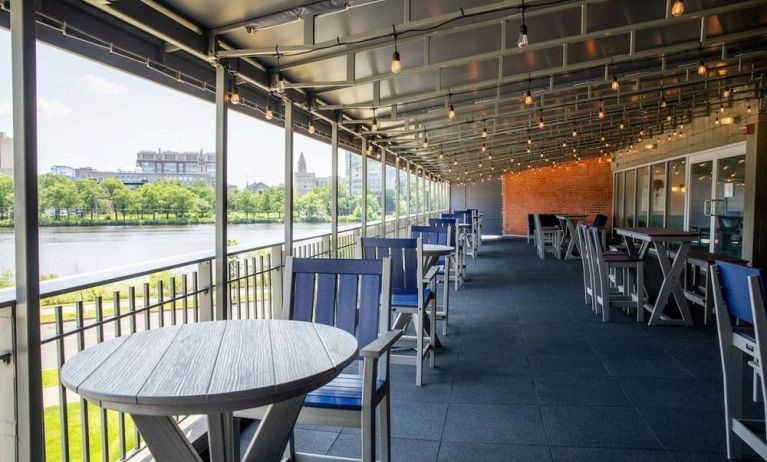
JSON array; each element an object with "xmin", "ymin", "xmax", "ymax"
[
  {"xmin": 592, "ymin": 214, "xmax": 608, "ymax": 227},
  {"xmin": 360, "ymin": 237, "xmax": 422, "ymax": 294},
  {"xmin": 283, "ymin": 257, "xmax": 392, "ymax": 350},
  {"xmin": 714, "ymin": 261, "xmax": 766, "ymax": 325},
  {"xmin": 527, "ymin": 214, "xmax": 536, "ymax": 233},
  {"xmin": 442, "ymin": 212, "xmax": 465, "ymax": 224},
  {"xmin": 411, "ymin": 225, "xmax": 450, "ymax": 246},
  {"xmin": 540, "ymin": 214, "xmax": 560, "ymax": 227},
  {"xmin": 429, "ymin": 218, "xmax": 457, "ymax": 247}
]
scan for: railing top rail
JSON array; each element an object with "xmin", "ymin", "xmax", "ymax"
[{"xmin": 0, "ymin": 210, "xmax": 445, "ymax": 308}]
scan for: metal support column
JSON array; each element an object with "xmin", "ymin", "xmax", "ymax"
[
  {"xmin": 330, "ymin": 119, "xmax": 339, "ymax": 257},
  {"xmin": 380, "ymin": 150, "xmax": 387, "ymax": 236},
  {"xmin": 395, "ymin": 155, "xmax": 401, "ymax": 237},
  {"xmin": 214, "ymin": 64, "xmax": 229, "ymax": 320},
  {"xmin": 284, "ymin": 102, "xmax": 294, "ymax": 256},
  {"xmin": 361, "ymin": 138, "xmax": 368, "ymax": 237},
  {"xmin": 406, "ymin": 160, "xmax": 411, "ymax": 230},
  {"xmin": 11, "ymin": 0, "xmax": 44, "ymax": 459}
]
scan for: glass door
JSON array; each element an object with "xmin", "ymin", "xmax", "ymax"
[
  {"xmin": 713, "ymin": 155, "xmax": 746, "ymax": 258},
  {"xmin": 687, "ymin": 160, "xmax": 714, "ymax": 252},
  {"xmin": 686, "ymin": 143, "xmax": 747, "ymax": 258}
]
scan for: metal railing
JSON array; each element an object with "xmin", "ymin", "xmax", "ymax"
[{"xmin": 0, "ymin": 210, "xmax": 444, "ymax": 462}]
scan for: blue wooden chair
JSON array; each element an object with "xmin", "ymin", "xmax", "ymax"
[
  {"xmin": 442, "ymin": 213, "xmax": 470, "ymax": 276},
  {"xmin": 712, "ymin": 261, "xmax": 767, "ymax": 460},
  {"xmin": 411, "ymin": 225, "xmax": 452, "ymax": 336},
  {"xmin": 576, "ymin": 224, "xmax": 595, "ymax": 308},
  {"xmin": 454, "ymin": 210, "xmax": 477, "ymax": 259},
  {"xmin": 359, "ymin": 237, "xmax": 437, "ymax": 386},
  {"xmin": 237, "ymin": 257, "xmax": 401, "ymax": 462},
  {"xmin": 430, "ymin": 218, "xmax": 462, "ymax": 289}
]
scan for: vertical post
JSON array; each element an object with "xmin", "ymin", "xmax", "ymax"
[
  {"xmin": 330, "ymin": 119, "xmax": 339, "ymax": 257},
  {"xmin": 361, "ymin": 138, "xmax": 368, "ymax": 237},
  {"xmin": 214, "ymin": 63, "xmax": 229, "ymax": 320},
  {"xmin": 380, "ymin": 149, "xmax": 387, "ymax": 236},
  {"xmin": 11, "ymin": 0, "xmax": 44, "ymax": 459},
  {"xmin": 197, "ymin": 260, "xmax": 213, "ymax": 321},
  {"xmin": 406, "ymin": 160, "xmax": 411, "ymax": 231},
  {"xmin": 395, "ymin": 155, "xmax": 401, "ymax": 237},
  {"xmin": 284, "ymin": 102, "xmax": 294, "ymax": 256}
]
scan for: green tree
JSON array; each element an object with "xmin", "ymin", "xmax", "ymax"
[
  {"xmin": 40, "ymin": 176, "xmax": 80, "ymax": 220},
  {"xmin": 0, "ymin": 174, "xmax": 13, "ymax": 219},
  {"xmin": 100, "ymin": 178, "xmax": 130, "ymax": 220},
  {"xmin": 75, "ymin": 179, "xmax": 105, "ymax": 219}
]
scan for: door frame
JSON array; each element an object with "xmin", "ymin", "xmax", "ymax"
[{"xmin": 685, "ymin": 141, "xmax": 747, "ymax": 252}]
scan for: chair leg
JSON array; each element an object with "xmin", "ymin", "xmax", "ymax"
[
  {"xmin": 362, "ymin": 399, "xmax": 376, "ymax": 462},
  {"xmin": 636, "ymin": 264, "xmax": 645, "ymax": 323},
  {"xmin": 416, "ymin": 305, "xmax": 424, "ymax": 386},
  {"xmin": 379, "ymin": 394, "xmax": 391, "ymax": 462},
  {"xmin": 429, "ymin": 298, "xmax": 437, "ymax": 368},
  {"xmin": 722, "ymin": 347, "xmax": 744, "ymax": 460},
  {"xmin": 602, "ymin": 273, "xmax": 611, "ymax": 322},
  {"xmin": 442, "ymin": 270, "xmax": 449, "ymax": 336}
]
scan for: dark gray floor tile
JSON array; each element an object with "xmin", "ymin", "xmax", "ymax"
[
  {"xmin": 453, "ymin": 353, "xmax": 530, "ymax": 376},
  {"xmin": 525, "ymin": 335, "xmax": 595, "ymax": 355},
  {"xmin": 550, "ymin": 446, "xmax": 673, "ymax": 461},
  {"xmin": 602, "ymin": 354, "xmax": 693, "ymax": 378},
  {"xmin": 534, "ymin": 376, "xmax": 629, "ymax": 406},
  {"xmin": 618, "ymin": 377, "xmax": 723, "ymax": 409},
  {"xmin": 327, "ymin": 434, "xmax": 440, "ymax": 461},
  {"xmin": 389, "ymin": 400, "xmax": 448, "ymax": 441},
  {"xmin": 668, "ymin": 452, "xmax": 733, "ymax": 461},
  {"xmin": 528, "ymin": 354, "xmax": 610, "ymax": 376},
  {"xmin": 638, "ymin": 407, "xmax": 726, "ymax": 453},
  {"xmin": 541, "ymin": 406, "xmax": 661, "ymax": 449},
  {"xmin": 292, "ymin": 428, "xmax": 340, "ymax": 455},
  {"xmin": 443, "ymin": 403, "xmax": 548, "ymax": 445},
  {"xmin": 450, "ymin": 375, "xmax": 537, "ymax": 405},
  {"xmin": 438, "ymin": 442, "xmax": 552, "ymax": 462}
]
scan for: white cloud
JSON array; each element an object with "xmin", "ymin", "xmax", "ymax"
[
  {"xmin": 79, "ymin": 73, "xmax": 127, "ymax": 95},
  {"xmin": 38, "ymin": 97, "xmax": 72, "ymax": 117}
]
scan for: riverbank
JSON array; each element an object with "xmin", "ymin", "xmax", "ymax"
[{"xmin": 0, "ymin": 214, "xmax": 363, "ymax": 228}]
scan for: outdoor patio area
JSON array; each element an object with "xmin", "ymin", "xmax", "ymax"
[{"xmin": 284, "ymin": 237, "xmax": 737, "ymax": 462}]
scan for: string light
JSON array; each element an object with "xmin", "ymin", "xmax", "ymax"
[
  {"xmin": 482, "ymin": 125, "xmax": 488, "ymax": 138},
  {"xmin": 371, "ymin": 108, "xmax": 378, "ymax": 132},
  {"xmin": 697, "ymin": 59, "xmax": 707, "ymax": 76},
  {"xmin": 671, "ymin": 0, "xmax": 685, "ymax": 17},
  {"xmin": 598, "ymin": 102, "xmax": 605, "ymax": 120},
  {"xmin": 619, "ymin": 121, "xmax": 625, "ymax": 130},
  {"xmin": 524, "ymin": 89, "xmax": 533, "ymax": 105},
  {"xmin": 538, "ymin": 116, "xmax": 545, "ymax": 129},
  {"xmin": 518, "ymin": 0, "xmax": 529, "ymax": 48},
  {"xmin": 722, "ymin": 86, "xmax": 731, "ymax": 98},
  {"xmin": 390, "ymin": 29, "xmax": 402, "ymax": 74},
  {"xmin": 265, "ymin": 93, "xmax": 274, "ymax": 120},
  {"xmin": 423, "ymin": 132, "xmax": 429, "ymax": 149},
  {"xmin": 308, "ymin": 117, "xmax": 316, "ymax": 134},
  {"xmin": 230, "ymin": 85, "xmax": 240, "ymax": 105},
  {"xmin": 274, "ymin": 48, "xmax": 286, "ymax": 94},
  {"xmin": 572, "ymin": 128, "xmax": 578, "ymax": 137},
  {"xmin": 482, "ymin": 143, "xmax": 487, "ymax": 152},
  {"xmin": 527, "ymin": 137, "xmax": 532, "ymax": 145},
  {"xmin": 448, "ymin": 104, "xmax": 456, "ymax": 120}
]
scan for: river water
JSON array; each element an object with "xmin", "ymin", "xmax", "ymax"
[{"xmin": 0, "ymin": 223, "xmax": 348, "ymax": 278}]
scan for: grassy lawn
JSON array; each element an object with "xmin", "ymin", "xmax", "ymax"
[
  {"xmin": 45, "ymin": 401, "xmax": 137, "ymax": 462},
  {"xmin": 43, "ymin": 368, "xmax": 59, "ymax": 388}
]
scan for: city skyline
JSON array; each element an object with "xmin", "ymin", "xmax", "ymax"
[{"xmin": 0, "ymin": 30, "xmax": 336, "ymax": 187}]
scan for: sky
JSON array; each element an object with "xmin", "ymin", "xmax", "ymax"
[{"xmin": 0, "ymin": 30, "xmax": 334, "ymax": 187}]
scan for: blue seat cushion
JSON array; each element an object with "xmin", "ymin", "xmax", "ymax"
[
  {"xmin": 391, "ymin": 288, "xmax": 432, "ymax": 307},
  {"xmin": 438, "ymin": 256, "xmax": 446, "ymax": 266},
  {"xmin": 304, "ymin": 373, "xmax": 385, "ymax": 410}
]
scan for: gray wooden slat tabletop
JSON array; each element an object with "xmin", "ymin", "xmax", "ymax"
[{"xmin": 61, "ymin": 320, "xmax": 358, "ymax": 416}]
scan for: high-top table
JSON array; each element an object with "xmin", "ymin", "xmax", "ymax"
[
  {"xmin": 61, "ymin": 320, "xmax": 358, "ymax": 462},
  {"xmin": 615, "ymin": 227, "xmax": 701, "ymax": 326},
  {"xmin": 556, "ymin": 214, "xmax": 588, "ymax": 260}
]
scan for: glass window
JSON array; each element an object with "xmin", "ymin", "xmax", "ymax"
[
  {"xmin": 385, "ymin": 162, "xmax": 396, "ymax": 222},
  {"xmin": 651, "ymin": 163, "xmax": 666, "ymax": 227},
  {"xmin": 637, "ymin": 166, "xmax": 650, "ymax": 227},
  {"xmin": 624, "ymin": 169, "xmax": 636, "ymax": 227},
  {"xmin": 366, "ymin": 157, "xmax": 382, "ymax": 235},
  {"xmin": 667, "ymin": 159, "xmax": 686, "ymax": 230}
]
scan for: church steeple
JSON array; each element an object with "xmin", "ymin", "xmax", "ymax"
[{"xmin": 297, "ymin": 152, "xmax": 307, "ymax": 173}]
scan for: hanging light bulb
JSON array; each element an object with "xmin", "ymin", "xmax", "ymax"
[
  {"xmin": 265, "ymin": 104, "xmax": 274, "ymax": 120},
  {"xmin": 667, "ymin": 114, "xmax": 672, "ymax": 122},
  {"xmin": 671, "ymin": 0, "xmax": 685, "ymax": 17},
  {"xmin": 660, "ymin": 97, "xmax": 667, "ymax": 108},
  {"xmin": 230, "ymin": 86, "xmax": 241, "ymax": 105},
  {"xmin": 720, "ymin": 104, "xmax": 725, "ymax": 113},
  {"xmin": 518, "ymin": 1, "xmax": 529, "ymax": 48},
  {"xmin": 481, "ymin": 144, "xmax": 487, "ymax": 152},
  {"xmin": 482, "ymin": 126, "xmax": 488, "ymax": 138},
  {"xmin": 722, "ymin": 86, "xmax": 731, "ymax": 98},
  {"xmin": 619, "ymin": 121, "xmax": 625, "ymax": 130},
  {"xmin": 524, "ymin": 89, "xmax": 533, "ymax": 105},
  {"xmin": 598, "ymin": 103, "xmax": 605, "ymax": 120},
  {"xmin": 538, "ymin": 117, "xmax": 545, "ymax": 129},
  {"xmin": 488, "ymin": 152, "xmax": 493, "ymax": 160},
  {"xmin": 572, "ymin": 128, "xmax": 578, "ymax": 137},
  {"xmin": 423, "ymin": 134, "xmax": 429, "ymax": 149},
  {"xmin": 697, "ymin": 59, "xmax": 707, "ymax": 76},
  {"xmin": 562, "ymin": 141, "xmax": 567, "ymax": 148},
  {"xmin": 527, "ymin": 137, "xmax": 532, "ymax": 145},
  {"xmin": 308, "ymin": 117, "xmax": 316, "ymax": 134},
  {"xmin": 611, "ymin": 74, "xmax": 620, "ymax": 91},
  {"xmin": 748, "ymin": 102, "xmax": 752, "ymax": 114},
  {"xmin": 371, "ymin": 108, "xmax": 378, "ymax": 132},
  {"xmin": 453, "ymin": 159, "xmax": 458, "ymax": 166},
  {"xmin": 448, "ymin": 104, "xmax": 456, "ymax": 120},
  {"xmin": 390, "ymin": 31, "xmax": 402, "ymax": 74},
  {"xmin": 367, "ymin": 143, "xmax": 373, "ymax": 154},
  {"xmin": 439, "ymin": 151, "xmax": 444, "ymax": 159},
  {"xmin": 715, "ymin": 115, "xmax": 720, "ymax": 125}
]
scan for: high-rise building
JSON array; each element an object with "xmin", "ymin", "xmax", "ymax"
[
  {"xmin": 136, "ymin": 149, "xmax": 216, "ymax": 177},
  {"xmin": 0, "ymin": 132, "xmax": 13, "ymax": 173},
  {"xmin": 344, "ymin": 151, "xmax": 384, "ymax": 197}
]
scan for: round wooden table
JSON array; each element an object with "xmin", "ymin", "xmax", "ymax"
[{"xmin": 61, "ymin": 319, "xmax": 358, "ymax": 462}]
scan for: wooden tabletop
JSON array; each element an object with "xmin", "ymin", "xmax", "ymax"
[
  {"xmin": 423, "ymin": 244, "xmax": 454, "ymax": 256},
  {"xmin": 615, "ymin": 227, "xmax": 701, "ymax": 242},
  {"xmin": 61, "ymin": 320, "xmax": 358, "ymax": 416}
]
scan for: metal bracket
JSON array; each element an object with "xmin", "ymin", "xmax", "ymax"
[{"xmin": 0, "ymin": 350, "xmax": 11, "ymax": 365}]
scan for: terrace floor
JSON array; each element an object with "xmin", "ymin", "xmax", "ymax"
[{"xmin": 288, "ymin": 237, "xmax": 747, "ymax": 461}]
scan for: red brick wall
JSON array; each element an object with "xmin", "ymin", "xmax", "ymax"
[{"xmin": 502, "ymin": 157, "xmax": 613, "ymax": 235}]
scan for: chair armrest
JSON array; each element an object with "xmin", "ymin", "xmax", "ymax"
[
  {"xmin": 422, "ymin": 265, "xmax": 439, "ymax": 283},
  {"xmin": 360, "ymin": 329, "xmax": 403, "ymax": 359}
]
